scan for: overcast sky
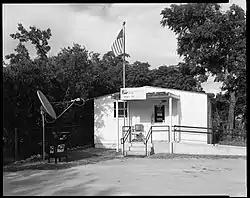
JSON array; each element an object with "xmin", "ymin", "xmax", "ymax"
[{"xmin": 3, "ymin": 1, "xmax": 246, "ymax": 94}]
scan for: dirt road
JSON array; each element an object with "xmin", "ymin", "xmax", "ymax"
[{"xmin": 3, "ymin": 157, "xmax": 246, "ymax": 196}]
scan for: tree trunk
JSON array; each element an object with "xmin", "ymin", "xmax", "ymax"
[{"xmin": 227, "ymin": 91, "xmax": 236, "ymax": 131}]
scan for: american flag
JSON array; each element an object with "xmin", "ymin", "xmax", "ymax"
[{"xmin": 111, "ymin": 28, "xmax": 124, "ymax": 56}]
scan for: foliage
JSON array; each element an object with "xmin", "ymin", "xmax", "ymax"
[
  {"xmin": 151, "ymin": 63, "xmax": 204, "ymax": 92},
  {"xmin": 8, "ymin": 23, "xmax": 52, "ymax": 60},
  {"xmin": 160, "ymin": 3, "xmax": 246, "ymax": 129},
  {"xmin": 126, "ymin": 61, "xmax": 152, "ymax": 87}
]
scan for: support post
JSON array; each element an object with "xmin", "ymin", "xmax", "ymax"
[
  {"xmin": 169, "ymin": 97, "xmax": 173, "ymax": 154},
  {"xmin": 116, "ymin": 100, "xmax": 119, "ymax": 152},
  {"xmin": 14, "ymin": 128, "xmax": 18, "ymax": 161},
  {"xmin": 176, "ymin": 100, "xmax": 180, "ymax": 142},
  {"xmin": 122, "ymin": 21, "xmax": 126, "ymax": 138}
]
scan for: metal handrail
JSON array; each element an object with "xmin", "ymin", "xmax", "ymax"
[
  {"xmin": 173, "ymin": 125, "xmax": 246, "ymax": 136},
  {"xmin": 173, "ymin": 125, "xmax": 213, "ymax": 130},
  {"xmin": 173, "ymin": 125, "xmax": 246, "ymax": 144},
  {"xmin": 144, "ymin": 126, "xmax": 152, "ymax": 156},
  {"xmin": 145, "ymin": 126, "xmax": 152, "ymax": 145},
  {"xmin": 144, "ymin": 125, "xmax": 170, "ymax": 156},
  {"xmin": 174, "ymin": 125, "xmax": 244, "ymax": 132},
  {"xmin": 120, "ymin": 126, "xmax": 132, "ymax": 155}
]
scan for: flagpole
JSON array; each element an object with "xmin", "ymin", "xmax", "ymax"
[
  {"xmin": 122, "ymin": 21, "xmax": 126, "ymax": 148},
  {"xmin": 123, "ymin": 21, "xmax": 126, "ymax": 88}
]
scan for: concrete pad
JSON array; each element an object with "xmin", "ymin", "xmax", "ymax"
[{"xmin": 173, "ymin": 142, "xmax": 246, "ymax": 156}]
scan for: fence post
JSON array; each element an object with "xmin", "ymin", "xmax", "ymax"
[{"xmin": 14, "ymin": 128, "xmax": 18, "ymax": 161}]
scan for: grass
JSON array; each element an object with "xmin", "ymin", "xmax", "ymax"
[
  {"xmin": 3, "ymin": 148, "xmax": 122, "ymax": 172},
  {"xmin": 218, "ymin": 139, "xmax": 246, "ymax": 147},
  {"xmin": 3, "ymin": 145, "xmax": 246, "ymax": 172}
]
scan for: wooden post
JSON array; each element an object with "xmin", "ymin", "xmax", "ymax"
[{"xmin": 14, "ymin": 128, "xmax": 18, "ymax": 160}]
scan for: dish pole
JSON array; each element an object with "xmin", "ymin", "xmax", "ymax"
[{"xmin": 40, "ymin": 106, "xmax": 46, "ymax": 160}]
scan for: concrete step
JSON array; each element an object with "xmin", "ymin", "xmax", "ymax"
[
  {"xmin": 128, "ymin": 146, "xmax": 146, "ymax": 152},
  {"xmin": 125, "ymin": 150, "xmax": 147, "ymax": 157},
  {"xmin": 130, "ymin": 142, "xmax": 145, "ymax": 147},
  {"xmin": 125, "ymin": 144, "xmax": 154, "ymax": 157}
]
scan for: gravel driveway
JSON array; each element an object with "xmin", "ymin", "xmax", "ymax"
[{"xmin": 3, "ymin": 157, "xmax": 246, "ymax": 196}]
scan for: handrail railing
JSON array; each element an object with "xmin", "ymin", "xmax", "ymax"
[
  {"xmin": 173, "ymin": 125, "xmax": 213, "ymax": 130},
  {"xmin": 173, "ymin": 125, "xmax": 246, "ymax": 144},
  {"xmin": 174, "ymin": 125, "xmax": 245, "ymax": 133},
  {"xmin": 144, "ymin": 126, "xmax": 152, "ymax": 145},
  {"xmin": 144, "ymin": 126, "xmax": 152, "ymax": 156},
  {"xmin": 144, "ymin": 125, "xmax": 170, "ymax": 156},
  {"xmin": 120, "ymin": 126, "xmax": 132, "ymax": 155}
]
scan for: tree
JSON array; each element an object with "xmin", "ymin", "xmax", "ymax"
[
  {"xmin": 4, "ymin": 23, "xmax": 53, "ymax": 132},
  {"xmin": 126, "ymin": 61, "xmax": 152, "ymax": 87},
  {"xmin": 98, "ymin": 51, "xmax": 128, "ymax": 93},
  {"xmin": 9, "ymin": 23, "xmax": 52, "ymax": 60},
  {"xmin": 160, "ymin": 3, "xmax": 246, "ymax": 129},
  {"xmin": 5, "ymin": 43, "xmax": 31, "ymax": 66},
  {"xmin": 43, "ymin": 43, "xmax": 95, "ymax": 126},
  {"xmin": 151, "ymin": 63, "xmax": 204, "ymax": 92}
]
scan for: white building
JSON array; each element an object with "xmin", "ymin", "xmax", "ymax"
[{"xmin": 94, "ymin": 86, "xmax": 212, "ymax": 151}]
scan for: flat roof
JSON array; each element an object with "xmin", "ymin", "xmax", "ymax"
[
  {"xmin": 94, "ymin": 86, "xmax": 207, "ymax": 100},
  {"xmin": 143, "ymin": 86, "xmax": 207, "ymax": 95}
]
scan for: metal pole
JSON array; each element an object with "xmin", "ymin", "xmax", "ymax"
[
  {"xmin": 122, "ymin": 21, "xmax": 126, "ymax": 137},
  {"xmin": 41, "ymin": 108, "xmax": 46, "ymax": 160},
  {"xmin": 122, "ymin": 21, "xmax": 126, "ymax": 89},
  {"xmin": 169, "ymin": 97, "xmax": 173, "ymax": 154},
  {"xmin": 116, "ymin": 100, "xmax": 119, "ymax": 152}
]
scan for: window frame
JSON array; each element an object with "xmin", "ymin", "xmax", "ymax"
[{"xmin": 114, "ymin": 101, "xmax": 128, "ymax": 118}]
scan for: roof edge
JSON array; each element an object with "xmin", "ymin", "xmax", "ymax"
[
  {"xmin": 142, "ymin": 86, "xmax": 208, "ymax": 95},
  {"xmin": 94, "ymin": 86, "xmax": 208, "ymax": 100}
]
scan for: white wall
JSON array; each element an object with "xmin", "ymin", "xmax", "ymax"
[
  {"xmin": 144, "ymin": 87, "xmax": 208, "ymax": 143},
  {"xmin": 129, "ymin": 98, "xmax": 179, "ymax": 141},
  {"xmin": 94, "ymin": 87, "xmax": 210, "ymax": 148},
  {"xmin": 94, "ymin": 95, "xmax": 128, "ymax": 149}
]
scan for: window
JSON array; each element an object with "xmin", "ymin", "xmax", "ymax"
[{"xmin": 114, "ymin": 102, "xmax": 127, "ymax": 118}]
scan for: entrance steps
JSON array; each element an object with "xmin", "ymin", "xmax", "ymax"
[
  {"xmin": 123, "ymin": 141, "xmax": 173, "ymax": 157},
  {"xmin": 124, "ymin": 142, "xmax": 153, "ymax": 157}
]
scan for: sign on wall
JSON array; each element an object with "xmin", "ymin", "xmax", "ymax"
[
  {"xmin": 154, "ymin": 105, "xmax": 165, "ymax": 122},
  {"xmin": 120, "ymin": 87, "xmax": 146, "ymax": 100}
]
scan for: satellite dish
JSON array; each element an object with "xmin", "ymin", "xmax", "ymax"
[{"xmin": 37, "ymin": 90, "xmax": 57, "ymax": 119}]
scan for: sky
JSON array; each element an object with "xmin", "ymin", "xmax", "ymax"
[{"xmin": 3, "ymin": 1, "xmax": 246, "ymax": 94}]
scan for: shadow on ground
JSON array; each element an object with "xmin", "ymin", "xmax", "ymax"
[
  {"xmin": 4, "ymin": 167, "xmax": 118, "ymax": 196},
  {"xmin": 3, "ymin": 148, "xmax": 122, "ymax": 172}
]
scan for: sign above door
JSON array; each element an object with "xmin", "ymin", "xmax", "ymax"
[{"xmin": 121, "ymin": 87, "xmax": 146, "ymax": 100}]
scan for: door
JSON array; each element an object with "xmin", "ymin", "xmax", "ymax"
[
  {"xmin": 153, "ymin": 104, "xmax": 168, "ymax": 141},
  {"xmin": 154, "ymin": 105, "xmax": 165, "ymax": 123}
]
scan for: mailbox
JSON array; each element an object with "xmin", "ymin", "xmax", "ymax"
[{"xmin": 47, "ymin": 131, "xmax": 70, "ymax": 164}]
